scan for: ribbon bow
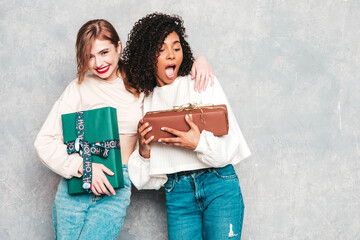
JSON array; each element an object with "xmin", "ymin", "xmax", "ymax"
[
  {"xmin": 173, "ymin": 103, "xmax": 205, "ymax": 123},
  {"xmin": 66, "ymin": 139, "xmax": 112, "ymax": 159},
  {"xmin": 173, "ymin": 103, "xmax": 200, "ymax": 112}
]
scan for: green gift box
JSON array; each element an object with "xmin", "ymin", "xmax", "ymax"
[{"xmin": 61, "ymin": 107, "xmax": 123, "ymax": 195}]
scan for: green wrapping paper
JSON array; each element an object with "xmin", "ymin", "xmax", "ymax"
[{"xmin": 61, "ymin": 107, "xmax": 123, "ymax": 195}]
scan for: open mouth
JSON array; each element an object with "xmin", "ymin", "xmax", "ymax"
[
  {"xmin": 165, "ymin": 64, "xmax": 176, "ymax": 78},
  {"xmin": 96, "ymin": 65, "xmax": 110, "ymax": 74}
]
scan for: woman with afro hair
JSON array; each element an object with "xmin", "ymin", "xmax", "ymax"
[
  {"xmin": 34, "ymin": 17, "xmax": 214, "ymax": 239},
  {"xmin": 126, "ymin": 13, "xmax": 251, "ymax": 240}
]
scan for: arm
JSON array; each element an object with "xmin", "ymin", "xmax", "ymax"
[
  {"xmin": 191, "ymin": 56, "xmax": 214, "ymax": 92},
  {"xmin": 160, "ymin": 76, "xmax": 250, "ymax": 167},
  {"xmin": 34, "ymin": 85, "xmax": 83, "ymax": 179},
  {"xmin": 127, "ymin": 120, "xmax": 167, "ymax": 190},
  {"xmin": 128, "ymin": 147, "xmax": 167, "ymax": 190},
  {"xmin": 34, "ymin": 82, "xmax": 119, "ymax": 196}
]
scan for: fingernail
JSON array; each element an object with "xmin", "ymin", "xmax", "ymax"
[
  {"xmin": 185, "ymin": 114, "xmax": 189, "ymax": 119},
  {"xmin": 151, "ymin": 136, "xmax": 154, "ymax": 139},
  {"xmin": 158, "ymin": 139, "xmax": 162, "ymax": 142},
  {"xmin": 145, "ymin": 122, "xmax": 149, "ymax": 126},
  {"xmin": 149, "ymin": 126, "xmax": 152, "ymax": 130},
  {"xmin": 161, "ymin": 127, "xmax": 164, "ymax": 131}
]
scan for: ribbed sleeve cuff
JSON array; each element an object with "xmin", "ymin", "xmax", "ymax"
[
  {"xmin": 194, "ymin": 131, "xmax": 209, "ymax": 153},
  {"xmin": 138, "ymin": 153, "xmax": 151, "ymax": 165}
]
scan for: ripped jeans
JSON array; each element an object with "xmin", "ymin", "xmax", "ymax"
[
  {"xmin": 165, "ymin": 164, "xmax": 244, "ymax": 240},
  {"xmin": 53, "ymin": 165, "xmax": 131, "ymax": 240}
]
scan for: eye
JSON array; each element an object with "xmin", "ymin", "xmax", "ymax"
[
  {"xmin": 89, "ymin": 55, "xmax": 94, "ymax": 59},
  {"xmin": 174, "ymin": 48, "xmax": 181, "ymax": 52},
  {"xmin": 101, "ymin": 51, "xmax": 109, "ymax": 55},
  {"xmin": 159, "ymin": 49, "xmax": 165, "ymax": 53}
]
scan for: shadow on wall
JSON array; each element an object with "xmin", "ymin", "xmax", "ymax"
[{"xmin": 119, "ymin": 188, "xmax": 168, "ymax": 240}]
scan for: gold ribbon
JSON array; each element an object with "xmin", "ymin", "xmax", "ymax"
[{"xmin": 145, "ymin": 103, "xmax": 228, "ymax": 125}]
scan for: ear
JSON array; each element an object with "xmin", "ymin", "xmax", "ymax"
[{"xmin": 117, "ymin": 41, "xmax": 122, "ymax": 55}]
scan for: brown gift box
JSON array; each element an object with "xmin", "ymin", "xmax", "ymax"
[{"xmin": 143, "ymin": 104, "xmax": 229, "ymax": 141}]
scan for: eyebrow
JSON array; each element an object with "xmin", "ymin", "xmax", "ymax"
[
  {"xmin": 98, "ymin": 48, "xmax": 110, "ymax": 54},
  {"xmin": 162, "ymin": 40, "xmax": 181, "ymax": 47},
  {"xmin": 89, "ymin": 48, "xmax": 110, "ymax": 56}
]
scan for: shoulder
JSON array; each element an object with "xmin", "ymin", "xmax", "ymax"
[
  {"xmin": 57, "ymin": 77, "xmax": 82, "ymax": 102},
  {"xmin": 180, "ymin": 75, "xmax": 193, "ymax": 86},
  {"xmin": 61, "ymin": 78, "xmax": 79, "ymax": 93},
  {"xmin": 64, "ymin": 74, "xmax": 102, "ymax": 92}
]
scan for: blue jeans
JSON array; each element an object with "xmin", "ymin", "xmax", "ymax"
[
  {"xmin": 165, "ymin": 164, "xmax": 244, "ymax": 240},
  {"xmin": 53, "ymin": 165, "xmax": 131, "ymax": 240}
]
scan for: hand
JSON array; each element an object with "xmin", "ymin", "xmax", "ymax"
[
  {"xmin": 138, "ymin": 119, "xmax": 154, "ymax": 158},
  {"xmin": 78, "ymin": 162, "xmax": 83, "ymax": 175},
  {"xmin": 90, "ymin": 163, "xmax": 115, "ymax": 196},
  {"xmin": 191, "ymin": 56, "xmax": 215, "ymax": 93},
  {"xmin": 159, "ymin": 114, "xmax": 200, "ymax": 150}
]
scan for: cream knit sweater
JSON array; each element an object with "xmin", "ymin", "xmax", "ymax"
[
  {"xmin": 34, "ymin": 74, "xmax": 143, "ymax": 179},
  {"xmin": 128, "ymin": 75, "xmax": 251, "ymax": 190}
]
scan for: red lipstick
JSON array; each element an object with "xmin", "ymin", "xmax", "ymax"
[{"xmin": 96, "ymin": 65, "xmax": 110, "ymax": 74}]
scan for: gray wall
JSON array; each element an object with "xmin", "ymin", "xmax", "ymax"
[{"xmin": 1, "ymin": 0, "xmax": 359, "ymax": 239}]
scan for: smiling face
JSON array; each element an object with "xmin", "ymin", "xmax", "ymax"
[
  {"xmin": 87, "ymin": 38, "xmax": 121, "ymax": 81},
  {"xmin": 155, "ymin": 31, "xmax": 184, "ymax": 87}
]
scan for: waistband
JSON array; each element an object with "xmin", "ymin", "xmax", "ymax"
[{"xmin": 167, "ymin": 164, "xmax": 233, "ymax": 180}]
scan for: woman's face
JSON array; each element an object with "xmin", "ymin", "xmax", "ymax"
[
  {"xmin": 155, "ymin": 31, "xmax": 183, "ymax": 87},
  {"xmin": 87, "ymin": 39, "xmax": 121, "ymax": 81}
]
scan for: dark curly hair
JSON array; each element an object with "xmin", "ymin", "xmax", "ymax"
[{"xmin": 123, "ymin": 13, "xmax": 194, "ymax": 95}]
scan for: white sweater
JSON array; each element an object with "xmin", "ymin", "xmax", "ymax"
[
  {"xmin": 128, "ymin": 75, "xmax": 251, "ymax": 190},
  {"xmin": 34, "ymin": 74, "xmax": 143, "ymax": 179}
]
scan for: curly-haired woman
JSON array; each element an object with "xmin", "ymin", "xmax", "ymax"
[
  {"xmin": 34, "ymin": 18, "xmax": 213, "ymax": 239},
  {"xmin": 126, "ymin": 13, "xmax": 251, "ymax": 240}
]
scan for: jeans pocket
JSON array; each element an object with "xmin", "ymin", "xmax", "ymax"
[
  {"xmin": 165, "ymin": 179, "xmax": 175, "ymax": 193},
  {"xmin": 212, "ymin": 165, "xmax": 238, "ymax": 180}
]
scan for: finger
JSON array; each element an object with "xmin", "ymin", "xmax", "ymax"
[
  {"xmin": 137, "ymin": 119, "xmax": 145, "ymax": 133},
  {"xmin": 99, "ymin": 181, "xmax": 111, "ymax": 196},
  {"xmin": 165, "ymin": 142, "xmax": 181, "ymax": 147},
  {"xmin": 191, "ymin": 65, "xmax": 196, "ymax": 80},
  {"xmin": 144, "ymin": 135, "xmax": 154, "ymax": 144},
  {"xmin": 203, "ymin": 73, "xmax": 209, "ymax": 91},
  {"xmin": 159, "ymin": 137, "xmax": 181, "ymax": 143},
  {"xmin": 101, "ymin": 165, "xmax": 114, "ymax": 176},
  {"xmin": 138, "ymin": 119, "xmax": 144, "ymax": 128},
  {"xmin": 195, "ymin": 71, "xmax": 201, "ymax": 92},
  {"xmin": 140, "ymin": 126, "xmax": 152, "ymax": 138},
  {"xmin": 91, "ymin": 184, "xmax": 101, "ymax": 196},
  {"xmin": 161, "ymin": 127, "xmax": 183, "ymax": 137},
  {"xmin": 197, "ymin": 72, "xmax": 203, "ymax": 93},
  {"xmin": 185, "ymin": 114, "xmax": 199, "ymax": 130},
  {"xmin": 104, "ymin": 179, "xmax": 116, "ymax": 195},
  {"xmin": 138, "ymin": 122, "xmax": 150, "ymax": 133},
  {"xmin": 197, "ymin": 72, "xmax": 204, "ymax": 93}
]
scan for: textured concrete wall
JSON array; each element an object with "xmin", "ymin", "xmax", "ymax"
[{"xmin": 1, "ymin": 0, "xmax": 359, "ymax": 239}]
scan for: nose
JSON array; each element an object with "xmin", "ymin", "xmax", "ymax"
[
  {"xmin": 95, "ymin": 56, "xmax": 103, "ymax": 67},
  {"xmin": 166, "ymin": 50, "xmax": 175, "ymax": 60}
]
